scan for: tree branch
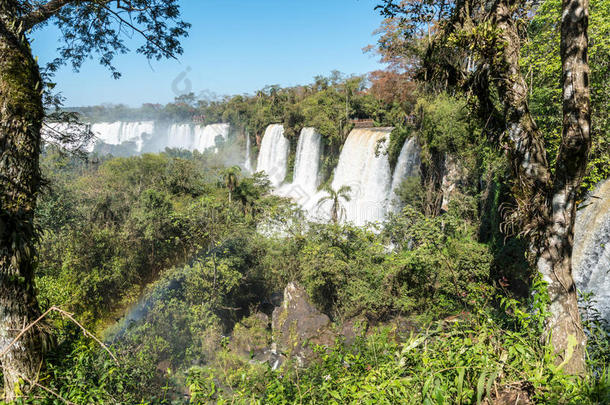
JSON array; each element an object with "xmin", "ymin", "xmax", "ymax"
[
  {"xmin": 21, "ymin": 0, "xmax": 86, "ymax": 30},
  {"xmin": 21, "ymin": 0, "xmax": 179, "ymax": 60},
  {"xmin": 0, "ymin": 306, "xmax": 119, "ymax": 365},
  {"xmin": 20, "ymin": 0, "xmax": 146, "ymax": 30},
  {"xmin": 18, "ymin": 372, "xmax": 76, "ymax": 405},
  {"xmin": 100, "ymin": 3, "xmax": 179, "ymax": 60}
]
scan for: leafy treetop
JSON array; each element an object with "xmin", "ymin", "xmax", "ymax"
[{"xmin": 15, "ymin": 0, "xmax": 190, "ymax": 78}]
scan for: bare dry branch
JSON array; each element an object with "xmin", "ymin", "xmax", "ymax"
[
  {"xmin": 0, "ymin": 306, "xmax": 119, "ymax": 365},
  {"xmin": 18, "ymin": 372, "xmax": 77, "ymax": 405}
]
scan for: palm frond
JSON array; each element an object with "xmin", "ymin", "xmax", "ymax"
[{"xmin": 316, "ymin": 196, "xmax": 332, "ymax": 208}]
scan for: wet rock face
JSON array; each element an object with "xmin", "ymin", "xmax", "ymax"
[
  {"xmin": 440, "ymin": 155, "xmax": 468, "ymax": 212},
  {"xmin": 229, "ymin": 312, "xmax": 270, "ymax": 359},
  {"xmin": 271, "ymin": 282, "xmax": 330, "ymax": 361},
  {"xmin": 573, "ymin": 178, "xmax": 610, "ymax": 322}
]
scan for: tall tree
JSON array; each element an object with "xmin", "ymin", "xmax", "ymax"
[
  {"xmin": 543, "ymin": 0, "xmax": 591, "ymax": 372},
  {"xmin": 317, "ymin": 185, "xmax": 352, "ymax": 224},
  {"xmin": 376, "ymin": 0, "xmax": 591, "ymax": 373},
  {"xmin": 0, "ymin": 1, "xmax": 47, "ymax": 396},
  {"xmin": 223, "ymin": 165, "xmax": 241, "ymax": 203},
  {"xmin": 0, "ymin": 0, "xmax": 188, "ymax": 400}
]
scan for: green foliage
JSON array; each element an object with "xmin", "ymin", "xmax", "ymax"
[
  {"xmin": 249, "ymin": 207, "xmax": 491, "ymax": 322},
  {"xmin": 394, "ymin": 175, "xmax": 425, "ymax": 210},
  {"xmin": 31, "ymin": 145, "xmax": 500, "ymax": 401},
  {"xmin": 35, "ymin": 149, "xmax": 275, "ymax": 328},
  {"xmin": 185, "ymin": 294, "xmax": 610, "ymax": 404},
  {"xmin": 387, "ymin": 125, "xmax": 411, "ymax": 170},
  {"xmin": 416, "ymin": 93, "xmax": 476, "ymax": 157},
  {"xmin": 23, "ymin": 4, "xmax": 610, "ymax": 399},
  {"xmin": 41, "ymin": 1, "xmax": 189, "ymax": 82},
  {"xmin": 580, "ymin": 292, "xmax": 610, "ymax": 373},
  {"xmin": 383, "ymin": 208, "xmax": 492, "ymax": 316},
  {"xmin": 522, "ymin": 0, "xmax": 610, "ymax": 191},
  {"xmin": 26, "ymin": 140, "xmax": 609, "ymax": 404}
]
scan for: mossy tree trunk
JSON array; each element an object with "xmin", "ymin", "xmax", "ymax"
[
  {"xmin": 490, "ymin": 0, "xmax": 587, "ymax": 374},
  {"xmin": 537, "ymin": 0, "xmax": 591, "ymax": 375},
  {"xmin": 0, "ymin": 1, "xmax": 46, "ymax": 400}
]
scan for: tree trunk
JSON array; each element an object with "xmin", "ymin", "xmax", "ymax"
[
  {"xmin": 0, "ymin": 2, "xmax": 46, "ymax": 400},
  {"xmin": 492, "ymin": 1, "xmax": 553, "ymax": 231},
  {"xmin": 489, "ymin": 0, "xmax": 587, "ymax": 373},
  {"xmin": 536, "ymin": 0, "xmax": 591, "ymax": 375}
]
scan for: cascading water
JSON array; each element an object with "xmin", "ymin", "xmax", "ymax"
[
  {"xmin": 573, "ymin": 178, "xmax": 610, "ymax": 321},
  {"xmin": 166, "ymin": 123, "xmax": 195, "ymax": 150},
  {"xmin": 90, "ymin": 122, "xmax": 124, "ymax": 145},
  {"xmin": 86, "ymin": 121, "xmax": 231, "ymax": 155},
  {"xmin": 42, "ymin": 122, "xmax": 95, "ymax": 152},
  {"xmin": 192, "ymin": 123, "xmax": 230, "ymax": 152},
  {"xmin": 390, "ymin": 137, "xmax": 421, "ymax": 210},
  {"xmin": 125, "ymin": 122, "xmax": 155, "ymax": 152},
  {"xmin": 312, "ymin": 127, "xmax": 392, "ymax": 226},
  {"xmin": 256, "ymin": 124, "xmax": 290, "ymax": 187},
  {"xmin": 293, "ymin": 128, "xmax": 322, "ymax": 193},
  {"xmin": 277, "ymin": 127, "xmax": 322, "ymax": 206},
  {"xmin": 244, "ymin": 133, "xmax": 253, "ymax": 173},
  {"xmin": 90, "ymin": 121, "xmax": 155, "ymax": 153}
]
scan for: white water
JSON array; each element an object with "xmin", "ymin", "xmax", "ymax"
[
  {"xmin": 85, "ymin": 122, "xmax": 231, "ymax": 154},
  {"xmin": 42, "ymin": 122, "xmax": 95, "ymax": 152},
  {"xmin": 192, "ymin": 123, "xmax": 230, "ymax": 152},
  {"xmin": 390, "ymin": 137, "xmax": 421, "ymax": 209},
  {"xmin": 311, "ymin": 128, "xmax": 392, "ymax": 226},
  {"xmin": 573, "ymin": 178, "xmax": 610, "ymax": 321},
  {"xmin": 244, "ymin": 133, "xmax": 253, "ymax": 173},
  {"xmin": 256, "ymin": 124, "xmax": 290, "ymax": 187},
  {"xmin": 278, "ymin": 127, "xmax": 322, "ymax": 206},
  {"xmin": 165, "ymin": 123, "xmax": 230, "ymax": 152},
  {"xmin": 293, "ymin": 128, "xmax": 322, "ymax": 193},
  {"xmin": 90, "ymin": 122, "xmax": 123, "ymax": 145},
  {"xmin": 166, "ymin": 123, "xmax": 194, "ymax": 150},
  {"xmin": 90, "ymin": 121, "xmax": 155, "ymax": 153}
]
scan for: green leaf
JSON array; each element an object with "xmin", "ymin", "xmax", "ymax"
[
  {"xmin": 486, "ymin": 371, "xmax": 498, "ymax": 402},
  {"xmin": 476, "ymin": 371, "xmax": 487, "ymax": 405},
  {"xmin": 456, "ymin": 367, "xmax": 465, "ymax": 403}
]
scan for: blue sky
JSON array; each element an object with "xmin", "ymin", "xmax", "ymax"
[{"xmin": 31, "ymin": 0, "xmax": 384, "ymax": 107}]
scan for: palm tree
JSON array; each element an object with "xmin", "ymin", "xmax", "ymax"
[
  {"xmin": 317, "ymin": 185, "xmax": 352, "ymax": 224},
  {"xmin": 223, "ymin": 166, "xmax": 241, "ymax": 203}
]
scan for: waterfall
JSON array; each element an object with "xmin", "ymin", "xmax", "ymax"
[
  {"xmin": 90, "ymin": 122, "xmax": 124, "ymax": 145},
  {"xmin": 42, "ymin": 122, "xmax": 95, "ymax": 152},
  {"xmin": 122, "ymin": 122, "xmax": 155, "ymax": 152},
  {"xmin": 244, "ymin": 133, "xmax": 253, "ymax": 173},
  {"xmin": 86, "ymin": 121, "xmax": 231, "ymax": 155},
  {"xmin": 192, "ymin": 123, "xmax": 230, "ymax": 152},
  {"xmin": 573, "ymin": 178, "xmax": 610, "ymax": 321},
  {"xmin": 314, "ymin": 127, "xmax": 392, "ymax": 226},
  {"xmin": 90, "ymin": 121, "xmax": 154, "ymax": 153},
  {"xmin": 390, "ymin": 137, "xmax": 421, "ymax": 209},
  {"xmin": 292, "ymin": 128, "xmax": 322, "ymax": 194},
  {"xmin": 166, "ymin": 123, "xmax": 230, "ymax": 152},
  {"xmin": 277, "ymin": 127, "xmax": 322, "ymax": 205},
  {"xmin": 166, "ymin": 123, "xmax": 195, "ymax": 150},
  {"xmin": 256, "ymin": 124, "xmax": 290, "ymax": 187}
]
